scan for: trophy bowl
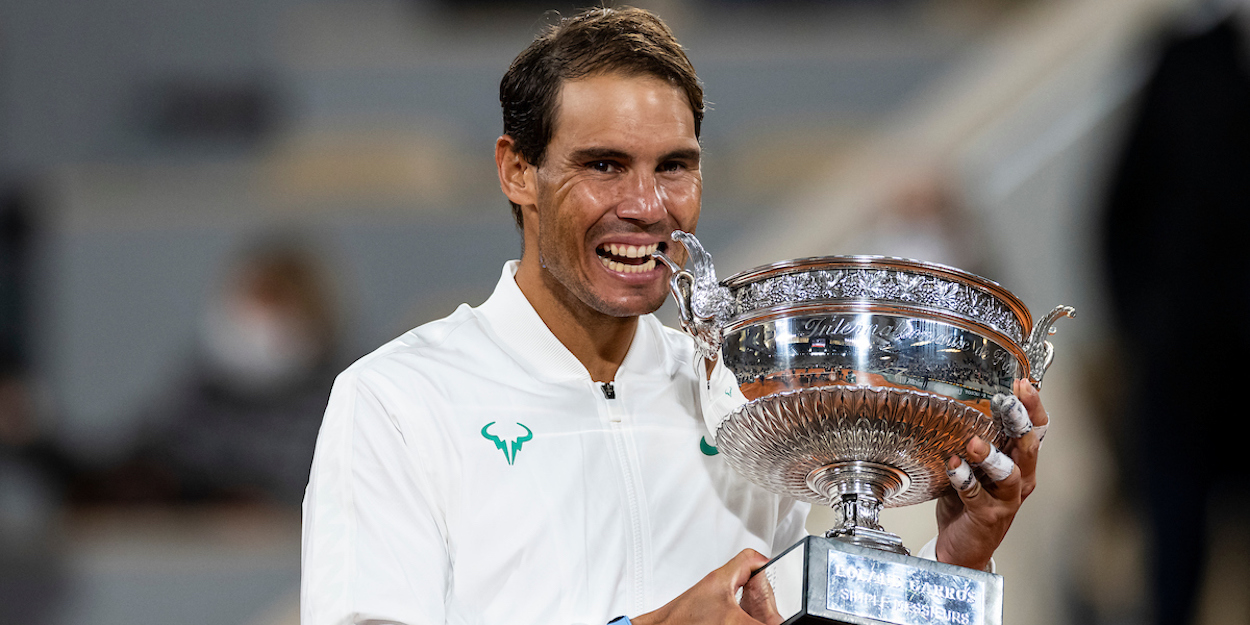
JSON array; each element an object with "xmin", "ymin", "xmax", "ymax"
[{"xmin": 655, "ymin": 231, "xmax": 1074, "ymax": 554}]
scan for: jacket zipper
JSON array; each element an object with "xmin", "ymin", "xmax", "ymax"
[{"xmin": 599, "ymin": 380, "xmax": 647, "ymax": 611}]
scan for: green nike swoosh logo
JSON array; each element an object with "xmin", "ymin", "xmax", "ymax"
[{"xmin": 700, "ymin": 436, "xmax": 719, "ymax": 456}]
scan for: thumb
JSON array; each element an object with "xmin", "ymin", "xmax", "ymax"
[{"xmin": 724, "ymin": 549, "xmax": 770, "ymax": 590}]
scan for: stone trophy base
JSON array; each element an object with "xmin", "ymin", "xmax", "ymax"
[{"xmin": 740, "ymin": 536, "xmax": 1003, "ymax": 625}]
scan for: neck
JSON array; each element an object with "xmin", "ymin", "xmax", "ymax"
[{"xmin": 514, "ymin": 259, "xmax": 639, "ymax": 383}]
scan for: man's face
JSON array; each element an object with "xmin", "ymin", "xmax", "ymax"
[{"xmin": 525, "ymin": 73, "xmax": 702, "ymax": 319}]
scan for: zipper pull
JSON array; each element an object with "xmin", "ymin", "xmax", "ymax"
[{"xmin": 601, "ymin": 382, "xmax": 615, "ymax": 400}]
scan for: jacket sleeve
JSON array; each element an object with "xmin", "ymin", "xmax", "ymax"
[
  {"xmin": 697, "ymin": 356, "xmax": 748, "ymax": 443},
  {"xmin": 771, "ymin": 497, "xmax": 812, "ymax": 555},
  {"xmin": 301, "ymin": 370, "xmax": 453, "ymax": 625},
  {"xmin": 698, "ymin": 355, "xmax": 813, "ymax": 556}
]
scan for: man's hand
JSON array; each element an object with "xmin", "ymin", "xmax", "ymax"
[
  {"xmin": 632, "ymin": 550, "xmax": 780, "ymax": 625},
  {"xmin": 934, "ymin": 379, "xmax": 1047, "ymax": 571}
]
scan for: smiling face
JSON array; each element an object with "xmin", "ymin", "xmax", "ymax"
[{"xmin": 508, "ymin": 73, "xmax": 702, "ymax": 322}]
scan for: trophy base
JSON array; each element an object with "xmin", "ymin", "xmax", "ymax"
[{"xmin": 741, "ymin": 536, "xmax": 1002, "ymax": 625}]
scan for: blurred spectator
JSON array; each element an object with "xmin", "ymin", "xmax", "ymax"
[
  {"xmin": 0, "ymin": 183, "xmax": 66, "ymax": 625},
  {"xmin": 1101, "ymin": 5, "xmax": 1250, "ymax": 624},
  {"xmin": 77, "ymin": 239, "xmax": 342, "ymax": 507},
  {"xmin": 857, "ymin": 170, "xmax": 988, "ymax": 274}
]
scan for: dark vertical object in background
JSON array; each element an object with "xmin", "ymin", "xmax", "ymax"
[
  {"xmin": 0, "ymin": 183, "xmax": 66, "ymax": 625},
  {"xmin": 1102, "ymin": 14, "xmax": 1250, "ymax": 625},
  {"xmin": 0, "ymin": 186, "xmax": 31, "ymax": 377}
]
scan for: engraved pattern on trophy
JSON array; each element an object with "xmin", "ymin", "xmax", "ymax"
[
  {"xmin": 725, "ymin": 268, "xmax": 1024, "ymax": 343},
  {"xmin": 721, "ymin": 386, "xmax": 997, "ymax": 508}
]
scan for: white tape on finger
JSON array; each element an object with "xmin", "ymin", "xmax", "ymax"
[
  {"xmin": 946, "ymin": 458, "xmax": 977, "ymax": 492},
  {"xmin": 991, "ymin": 394, "xmax": 1032, "ymax": 438},
  {"xmin": 1033, "ymin": 423, "xmax": 1048, "ymax": 448},
  {"xmin": 974, "ymin": 444, "xmax": 1015, "ymax": 482}
]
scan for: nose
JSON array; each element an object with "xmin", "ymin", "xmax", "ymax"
[{"xmin": 615, "ymin": 170, "xmax": 667, "ymax": 224}]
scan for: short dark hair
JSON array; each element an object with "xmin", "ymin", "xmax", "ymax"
[{"xmin": 499, "ymin": 6, "xmax": 704, "ymax": 229}]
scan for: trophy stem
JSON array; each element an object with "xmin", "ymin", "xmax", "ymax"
[
  {"xmin": 826, "ymin": 494, "xmax": 909, "ymax": 554},
  {"xmin": 807, "ymin": 461, "xmax": 911, "ymax": 555}
]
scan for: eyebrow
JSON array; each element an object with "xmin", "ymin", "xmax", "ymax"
[
  {"xmin": 661, "ymin": 147, "xmax": 702, "ymax": 163},
  {"xmin": 569, "ymin": 147, "xmax": 632, "ymax": 163},
  {"xmin": 568, "ymin": 146, "xmax": 702, "ymax": 164}
]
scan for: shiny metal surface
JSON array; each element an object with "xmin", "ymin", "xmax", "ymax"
[
  {"xmin": 740, "ymin": 536, "xmax": 1005, "ymax": 625},
  {"xmin": 825, "ymin": 543, "xmax": 993, "ymax": 625},
  {"xmin": 721, "ymin": 255, "xmax": 1032, "ymax": 347},
  {"xmin": 721, "ymin": 386, "xmax": 995, "ymax": 507},
  {"xmin": 725, "ymin": 312, "xmax": 1023, "ymax": 407},
  {"xmin": 656, "ymin": 231, "xmax": 1074, "ymax": 541}
]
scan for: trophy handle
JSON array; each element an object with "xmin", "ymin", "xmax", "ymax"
[
  {"xmin": 651, "ymin": 251, "xmax": 696, "ymax": 328},
  {"xmin": 652, "ymin": 230, "xmax": 731, "ymax": 363},
  {"xmin": 1024, "ymin": 305, "xmax": 1076, "ymax": 389}
]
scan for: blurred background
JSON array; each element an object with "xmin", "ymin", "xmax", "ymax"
[{"xmin": 1, "ymin": 0, "xmax": 1247, "ymax": 623}]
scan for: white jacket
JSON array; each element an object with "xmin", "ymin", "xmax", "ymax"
[{"xmin": 302, "ymin": 262, "xmax": 809, "ymax": 625}]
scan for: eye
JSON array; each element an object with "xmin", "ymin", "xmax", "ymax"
[
  {"xmin": 587, "ymin": 160, "xmax": 620, "ymax": 173},
  {"xmin": 657, "ymin": 160, "xmax": 686, "ymax": 173}
]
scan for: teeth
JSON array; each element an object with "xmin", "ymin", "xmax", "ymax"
[
  {"xmin": 598, "ymin": 256, "xmax": 657, "ymax": 274},
  {"xmin": 605, "ymin": 243, "xmax": 659, "ymax": 259}
]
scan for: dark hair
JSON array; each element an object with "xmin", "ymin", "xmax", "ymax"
[{"xmin": 499, "ymin": 6, "xmax": 704, "ymax": 229}]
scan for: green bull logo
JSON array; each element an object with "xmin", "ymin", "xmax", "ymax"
[{"xmin": 481, "ymin": 421, "xmax": 533, "ymax": 465}]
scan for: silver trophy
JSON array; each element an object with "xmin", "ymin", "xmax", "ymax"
[{"xmin": 654, "ymin": 231, "xmax": 1073, "ymax": 625}]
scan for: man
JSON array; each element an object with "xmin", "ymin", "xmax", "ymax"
[{"xmin": 302, "ymin": 7, "xmax": 1049, "ymax": 625}]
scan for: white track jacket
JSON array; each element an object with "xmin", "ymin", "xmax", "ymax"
[{"xmin": 302, "ymin": 262, "xmax": 810, "ymax": 625}]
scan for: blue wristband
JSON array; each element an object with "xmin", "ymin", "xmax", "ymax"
[{"xmin": 608, "ymin": 617, "xmax": 631, "ymax": 625}]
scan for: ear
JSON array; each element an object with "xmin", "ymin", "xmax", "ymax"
[{"xmin": 496, "ymin": 135, "xmax": 537, "ymax": 207}]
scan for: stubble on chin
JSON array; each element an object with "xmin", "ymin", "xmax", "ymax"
[{"xmin": 541, "ymin": 260, "xmax": 669, "ymax": 320}]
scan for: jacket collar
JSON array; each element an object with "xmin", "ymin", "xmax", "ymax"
[{"xmin": 475, "ymin": 261, "xmax": 679, "ymax": 384}]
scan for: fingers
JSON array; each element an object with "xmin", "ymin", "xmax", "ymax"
[
  {"xmin": 972, "ymin": 440, "xmax": 1016, "ymax": 482},
  {"xmin": 1014, "ymin": 379, "xmax": 1046, "ymax": 426},
  {"xmin": 1002, "ymin": 380, "xmax": 1047, "ymax": 499},
  {"xmin": 1012, "ymin": 440, "xmax": 1039, "ymax": 500},
  {"xmin": 991, "ymin": 380, "xmax": 1048, "ymax": 474},
  {"xmin": 946, "ymin": 455, "xmax": 979, "ymax": 495},
  {"xmin": 636, "ymin": 550, "xmax": 773, "ymax": 625},
  {"xmin": 992, "ymin": 392, "xmax": 1032, "ymax": 438},
  {"xmin": 739, "ymin": 567, "xmax": 783, "ymax": 625},
  {"xmin": 947, "ymin": 436, "xmax": 1021, "ymax": 499},
  {"xmin": 994, "ymin": 380, "xmax": 1047, "ymax": 441},
  {"xmin": 1030, "ymin": 423, "xmax": 1048, "ymax": 446},
  {"xmin": 1014, "ymin": 379, "xmax": 1049, "ymax": 446},
  {"xmin": 934, "ymin": 381, "xmax": 1043, "ymax": 572},
  {"xmin": 938, "ymin": 437, "xmax": 1021, "ymax": 570},
  {"xmin": 724, "ymin": 550, "xmax": 775, "ymax": 625}
]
